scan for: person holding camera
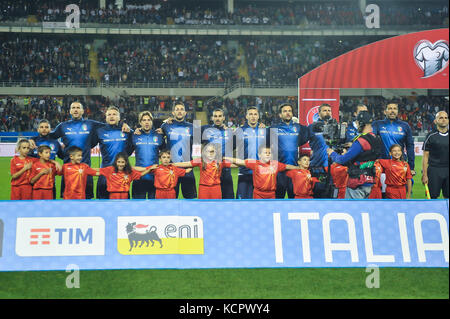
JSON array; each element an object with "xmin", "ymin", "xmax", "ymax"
[
  {"xmin": 326, "ymin": 111, "xmax": 382, "ymax": 199},
  {"xmin": 308, "ymin": 103, "xmax": 335, "ymax": 197},
  {"xmin": 345, "ymin": 104, "xmax": 368, "ymax": 143}
]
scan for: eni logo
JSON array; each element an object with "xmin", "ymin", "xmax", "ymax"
[{"xmin": 117, "ymin": 216, "xmax": 204, "ymax": 255}]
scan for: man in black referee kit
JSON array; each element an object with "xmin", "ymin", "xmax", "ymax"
[{"xmin": 421, "ymin": 111, "xmax": 449, "ymax": 199}]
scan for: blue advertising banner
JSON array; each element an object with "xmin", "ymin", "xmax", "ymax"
[{"xmin": 0, "ymin": 199, "xmax": 448, "ymax": 271}]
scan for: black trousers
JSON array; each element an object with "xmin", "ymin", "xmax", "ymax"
[
  {"xmin": 236, "ymin": 174, "xmax": 254, "ymax": 199},
  {"xmin": 175, "ymin": 170, "xmax": 197, "ymax": 199},
  {"xmin": 275, "ymin": 171, "xmax": 295, "ymax": 199},
  {"xmin": 96, "ymin": 175, "xmax": 109, "ymax": 199},
  {"xmin": 427, "ymin": 166, "xmax": 449, "ymax": 199},
  {"xmin": 220, "ymin": 167, "xmax": 234, "ymax": 199},
  {"xmin": 132, "ymin": 179, "xmax": 156, "ymax": 199}
]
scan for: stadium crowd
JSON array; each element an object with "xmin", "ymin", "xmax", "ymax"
[
  {"xmin": 0, "ymin": 36, "xmax": 94, "ymax": 85},
  {"xmin": 0, "ymin": 35, "xmax": 369, "ymax": 85},
  {"xmin": 1, "ymin": 0, "xmax": 448, "ymax": 27},
  {"xmin": 97, "ymin": 38, "xmax": 240, "ymax": 84}
]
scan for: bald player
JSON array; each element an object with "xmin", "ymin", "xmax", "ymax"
[{"xmin": 422, "ymin": 111, "xmax": 449, "ymax": 199}]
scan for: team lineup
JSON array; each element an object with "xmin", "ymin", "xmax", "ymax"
[{"xmin": 9, "ymin": 100, "xmax": 449, "ymax": 200}]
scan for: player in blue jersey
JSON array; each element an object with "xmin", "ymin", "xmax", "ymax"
[
  {"xmin": 30, "ymin": 119, "xmax": 64, "ymax": 199},
  {"xmin": 37, "ymin": 101, "xmax": 130, "ymax": 199},
  {"xmin": 158, "ymin": 102, "xmax": 197, "ymax": 199},
  {"xmin": 372, "ymin": 100, "xmax": 416, "ymax": 196},
  {"xmin": 308, "ymin": 104, "xmax": 333, "ymax": 168},
  {"xmin": 30, "ymin": 119, "xmax": 64, "ymax": 161},
  {"xmin": 234, "ymin": 106, "xmax": 268, "ymax": 199},
  {"xmin": 271, "ymin": 103, "xmax": 310, "ymax": 199},
  {"xmin": 201, "ymin": 108, "xmax": 235, "ymax": 199},
  {"xmin": 130, "ymin": 111, "xmax": 165, "ymax": 199},
  {"xmin": 93, "ymin": 106, "xmax": 134, "ymax": 199},
  {"xmin": 345, "ymin": 104, "xmax": 368, "ymax": 144}
]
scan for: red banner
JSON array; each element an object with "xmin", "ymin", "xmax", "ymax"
[
  {"xmin": 299, "ymin": 28, "xmax": 449, "ymax": 90},
  {"xmin": 298, "ymin": 88, "xmax": 340, "ymax": 126}
]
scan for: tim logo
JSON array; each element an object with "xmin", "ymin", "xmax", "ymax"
[
  {"xmin": 306, "ymin": 106, "xmax": 320, "ymax": 125},
  {"xmin": 414, "ymin": 40, "xmax": 449, "ymax": 78},
  {"xmin": 16, "ymin": 217, "xmax": 105, "ymax": 256},
  {"xmin": 29, "ymin": 228, "xmax": 51, "ymax": 246},
  {"xmin": 117, "ymin": 216, "xmax": 204, "ymax": 255}
]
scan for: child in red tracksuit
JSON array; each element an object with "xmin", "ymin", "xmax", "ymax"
[
  {"xmin": 30, "ymin": 145, "xmax": 62, "ymax": 200},
  {"xmin": 174, "ymin": 144, "xmax": 235, "ymax": 199},
  {"xmin": 329, "ymin": 162, "xmax": 349, "ymax": 199},
  {"xmin": 62, "ymin": 146, "xmax": 100, "ymax": 200},
  {"xmin": 224, "ymin": 145, "xmax": 299, "ymax": 199},
  {"xmin": 369, "ymin": 160, "xmax": 383, "ymax": 199},
  {"xmin": 10, "ymin": 139, "xmax": 38, "ymax": 200},
  {"xmin": 99, "ymin": 152, "xmax": 153, "ymax": 199},
  {"xmin": 144, "ymin": 150, "xmax": 191, "ymax": 199},
  {"xmin": 285, "ymin": 154, "xmax": 319, "ymax": 199},
  {"xmin": 376, "ymin": 144, "xmax": 412, "ymax": 199}
]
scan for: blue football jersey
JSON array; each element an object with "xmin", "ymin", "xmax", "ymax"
[
  {"xmin": 131, "ymin": 130, "xmax": 165, "ymax": 181},
  {"xmin": 161, "ymin": 120, "xmax": 194, "ymax": 163},
  {"xmin": 270, "ymin": 121, "xmax": 310, "ymax": 165},
  {"xmin": 94, "ymin": 124, "xmax": 133, "ymax": 167},
  {"xmin": 234, "ymin": 122, "xmax": 268, "ymax": 175},
  {"xmin": 50, "ymin": 119, "xmax": 104, "ymax": 164},
  {"xmin": 372, "ymin": 118, "xmax": 415, "ymax": 170}
]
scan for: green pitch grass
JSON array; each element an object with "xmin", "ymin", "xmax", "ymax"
[{"xmin": 0, "ymin": 156, "xmax": 447, "ymax": 299}]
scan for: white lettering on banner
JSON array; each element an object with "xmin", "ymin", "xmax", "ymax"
[
  {"xmin": 273, "ymin": 212, "xmax": 449, "ymax": 264},
  {"xmin": 414, "ymin": 213, "xmax": 449, "ymax": 262},
  {"xmin": 362, "ymin": 213, "xmax": 395, "ymax": 262},
  {"xmin": 288, "ymin": 213, "xmax": 320, "ymax": 263},
  {"xmin": 323, "ymin": 213, "xmax": 359, "ymax": 262},
  {"xmin": 273, "ymin": 213, "xmax": 283, "ymax": 263},
  {"xmin": 397, "ymin": 213, "xmax": 412, "ymax": 262}
]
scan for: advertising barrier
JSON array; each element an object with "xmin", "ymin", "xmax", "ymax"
[{"xmin": 0, "ymin": 199, "xmax": 448, "ymax": 271}]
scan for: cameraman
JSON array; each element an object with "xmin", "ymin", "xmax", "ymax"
[
  {"xmin": 326, "ymin": 111, "xmax": 382, "ymax": 199},
  {"xmin": 345, "ymin": 104, "xmax": 368, "ymax": 144},
  {"xmin": 308, "ymin": 103, "xmax": 333, "ymax": 197}
]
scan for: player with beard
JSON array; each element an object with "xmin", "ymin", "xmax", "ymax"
[
  {"xmin": 158, "ymin": 102, "xmax": 197, "ymax": 199},
  {"xmin": 234, "ymin": 106, "xmax": 268, "ymax": 199},
  {"xmin": 93, "ymin": 106, "xmax": 134, "ymax": 199},
  {"xmin": 201, "ymin": 108, "xmax": 235, "ymax": 199},
  {"xmin": 307, "ymin": 104, "xmax": 335, "ymax": 197},
  {"xmin": 372, "ymin": 100, "xmax": 416, "ymax": 197},
  {"xmin": 30, "ymin": 119, "xmax": 64, "ymax": 161},
  {"xmin": 30, "ymin": 119, "xmax": 64, "ymax": 198},
  {"xmin": 271, "ymin": 103, "xmax": 310, "ymax": 199},
  {"xmin": 30, "ymin": 101, "xmax": 130, "ymax": 199}
]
